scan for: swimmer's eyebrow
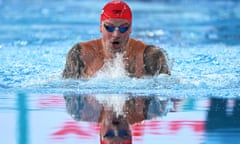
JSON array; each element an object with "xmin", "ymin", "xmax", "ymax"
[
  {"xmin": 104, "ymin": 22, "xmax": 130, "ymax": 27},
  {"xmin": 120, "ymin": 23, "xmax": 130, "ymax": 27}
]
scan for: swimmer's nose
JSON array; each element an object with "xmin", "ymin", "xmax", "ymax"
[{"xmin": 112, "ymin": 28, "xmax": 121, "ymax": 37}]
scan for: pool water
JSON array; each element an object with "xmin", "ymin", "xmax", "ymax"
[{"xmin": 0, "ymin": 0, "xmax": 240, "ymax": 144}]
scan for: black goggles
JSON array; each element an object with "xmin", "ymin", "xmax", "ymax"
[
  {"xmin": 103, "ymin": 129, "xmax": 129, "ymax": 138},
  {"xmin": 104, "ymin": 24, "xmax": 129, "ymax": 33}
]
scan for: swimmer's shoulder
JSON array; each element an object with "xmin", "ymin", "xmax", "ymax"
[
  {"xmin": 143, "ymin": 45, "xmax": 171, "ymax": 76},
  {"xmin": 128, "ymin": 38, "xmax": 146, "ymax": 49},
  {"xmin": 79, "ymin": 38, "xmax": 102, "ymax": 52},
  {"xmin": 68, "ymin": 38, "xmax": 102, "ymax": 53}
]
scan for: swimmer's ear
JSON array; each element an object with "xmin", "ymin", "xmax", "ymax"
[
  {"xmin": 129, "ymin": 26, "xmax": 132, "ymax": 34},
  {"xmin": 100, "ymin": 24, "xmax": 103, "ymax": 33}
]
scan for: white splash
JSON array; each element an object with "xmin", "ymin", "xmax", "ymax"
[{"xmin": 95, "ymin": 53, "xmax": 128, "ymax": 78}]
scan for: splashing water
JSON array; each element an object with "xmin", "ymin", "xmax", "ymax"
[{"xmin": 95, "ymin": 53, "xmax": 128, "ymax": 79}]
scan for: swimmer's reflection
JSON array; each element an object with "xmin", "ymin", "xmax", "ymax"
[{"xmin": 64, "ymin": 93, "xmax": 169, "ymax": 144}]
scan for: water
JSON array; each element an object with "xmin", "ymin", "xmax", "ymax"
[{"xmin": 0, "ymin": 0, "xmax": 240, "ymax": 144}]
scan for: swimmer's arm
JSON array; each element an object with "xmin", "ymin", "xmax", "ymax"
[
  {"xmin": 62, "ymin": 43, "xmax": 85, "ymax": 79},
  {"xmin": 143, "ymin": 45, "xmax": 171, "ymax": 76}
]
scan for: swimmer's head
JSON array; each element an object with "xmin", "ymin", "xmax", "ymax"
[{"xmin": 100, "ymin": 1, "xmax": 132, "ymax": 24}]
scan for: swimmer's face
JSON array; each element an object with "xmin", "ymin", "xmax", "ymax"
[
  {"xmin": 100, "ymin": 112, "xmax": 132, "ymax": 143},
  {"xmin": 101, "ymin": 19, "xmax": 131, "ymax": 57}
]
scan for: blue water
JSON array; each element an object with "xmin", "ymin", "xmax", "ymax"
[{"xmin": 0, "ymin": 0, "xmax": 240, "ymax": 144}]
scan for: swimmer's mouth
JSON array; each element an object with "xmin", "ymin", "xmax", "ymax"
[
  {"xmin": 112, "ymin": 41, "xmax": 120, "ymax": 45},
  {"xmin": 112, "ymin": 119, "xmax": 120, "ymax": 125},
  {"xmin": 111, "ymin": 40, "xmax": 121, "ymax": 51}
]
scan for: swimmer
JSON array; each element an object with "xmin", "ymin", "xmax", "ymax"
[{"xmin": 62, "ymin": 0, "xmax": 170, "ymax": 79}]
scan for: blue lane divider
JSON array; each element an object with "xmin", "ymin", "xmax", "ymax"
[{"xmin": 17, "ymin": 92, "xmax": 28, "ymax": 144}]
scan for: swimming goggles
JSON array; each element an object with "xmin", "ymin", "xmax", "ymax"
[
  {"xmin": 104, "ymin": 24, "xmax": 129, "ymax": 33},
  {"xmin": 103, "ymin": 129, "xmax": 129, "ymax": 138}
]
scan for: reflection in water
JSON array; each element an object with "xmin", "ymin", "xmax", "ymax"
[
  {"xmin": 63, "ymin": 93, "xmax": 240, "ymax": 143},
  {"xmin": 17, "ymin": 93, "xmax": 29, "ymax": 144},
  {"xmin": 205, "ymin": 98, "xmax": 240, "ymax": 143},
  {"xmin": 63, "ymin": 92, "xmax": 169, "ymax": 144},
  {"xmin": 206, "ymin": 98, "xmax": 240, "ymax": 130},
  {"xmin": 3, "ymin": 93, "xmax": 240, "ymax": 144}
]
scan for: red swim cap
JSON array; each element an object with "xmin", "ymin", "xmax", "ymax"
[{"xmin": 100, "ymin": 1, "xmax": 132, "ymax": 23}]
